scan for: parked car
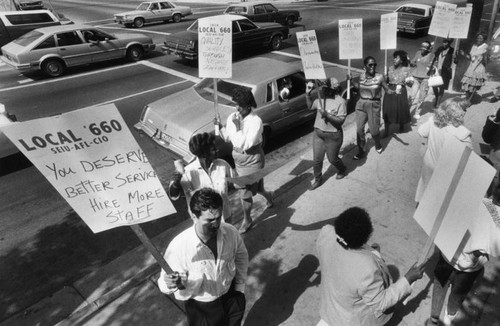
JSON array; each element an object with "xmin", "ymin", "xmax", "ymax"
[
  {"xmin": 134, "ymin": 57, "xmax": 356, "ymax": 161},
  {"xmin": 1, "ymin": 24, "xmax": 155, "ymax": 77},
  {"xmin": 114, "ymin": 1, "xmax": 192, "ymax": 28},
  {"xmin": 162, "ymin": 14, "xmax": 290, "ymax": 62},
  {"xmin": 223, "ymin": 2, "xmax": 301, "ymax": 27},
  {"xmin": 0, "ymin": 10, "xmax": 72, "ymax": 49},
  {"xmin": 394, "ymin": 3, "xmax": 434, "ymax": 35}
]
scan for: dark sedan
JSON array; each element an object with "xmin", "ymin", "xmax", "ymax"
[
  {"xmin": 162, "ymin": 14, "xmax": 290, "ymax": 62},
  {"xmin": 223, "ymin": 2, "xmax": 301, "ymax": 27}
]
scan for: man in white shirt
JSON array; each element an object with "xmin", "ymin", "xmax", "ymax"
[
  {"xmin": 158, "ymin": 188, "xmax": 249, "ymax": 326},
  {"xmin": 169, "ymin": 133, "xmax": 236, "ymax": 221}
]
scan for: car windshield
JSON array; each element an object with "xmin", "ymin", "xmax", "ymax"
[
  {"xmin": 194, "ymin": 79, "xmax": 253, "ymax": 106},
  {"xmin": 225, "ymin": 6, "xmax": 246, "ymax": 14},
  {"xmin": 136, "ymin": 2, "xmax": 151, "ymax": 10},
  {"xmin": 13, "ymin": 30, "xmax": 44, "ymax": 46},
  {"xmin": 396, "ymin": 6, "xmax": 425, "ymax": 16}
]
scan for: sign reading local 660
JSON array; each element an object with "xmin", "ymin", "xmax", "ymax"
[{"xmin": 2, "ymin": 104, "xmax": 175, "ymax": 233}]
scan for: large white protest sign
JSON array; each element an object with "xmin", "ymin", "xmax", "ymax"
[
  {"xmin": 449, "ymin": 6, "xmax": 473, "ymax": 39},
  {"xmin": 428, "ymin": 1, "xmax": 457, "ymax": 38},
  {"xmin": 2, "ymin": 104, "xmax": 175, "ymax": 233},
  {"xmin": 198, "ymin": 17, "xmax": 232, "ymax": 78},
  {"xmin": 338, "ymin": 19, "xmax": 363, "ymax": 60},
  {"xmin": 296, "ymin": 30, "xmax": 326, "ymax": 80},
  {"xmin": 414, "ymin": 136, "xmax": 495, "ymax": 263},
  {"xmin": 380, "ymin": 13, "xmax": 398, "ymax": 50}
]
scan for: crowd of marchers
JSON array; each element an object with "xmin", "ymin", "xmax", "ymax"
[{"xmin": 151, "ymin": 31, "xmax": 500, "ymax": 326}]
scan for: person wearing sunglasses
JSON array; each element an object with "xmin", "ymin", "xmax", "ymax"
[{"xmin": 348, "ymin": 56, "xmax": 394, "ymax": 160}]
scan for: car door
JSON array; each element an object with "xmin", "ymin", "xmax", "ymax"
[
  {"xmin": 252, "ymin": 4, "xmax": 270, "ymax": 23},
  {"xmin": 264, "ymin": 4, "xmax": 281, "ymax": 24},
  {"xmin": 55, "ymin": 31, "xmax": 92, "ymax": 66},
  {"xmin": 277, "ymin": 72, "xmax": 312, "ymax": 124},
  {"xmin": 159, "ymin": 2, "xmax": 174, "ymax": 21},
  {"xmin": 82, "ymin": 29, "xmax": 123, "ymax": 63},
  {"xmin": 145, "ymin": 2, "xmax": 161, "ymax": 23},
  {"xmin": 233, "ymin": 19, "xmax": 262, "ymax": 50}
]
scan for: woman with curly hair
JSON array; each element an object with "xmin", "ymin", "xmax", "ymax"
[
  {"xmin": 460, "ymin": 32, "xmax": 488, "ymax": 100},
  {"xmin": 218, "ymin": 87, "xmax": 274, "ymax": 233},
  {"xmin": 382, "ymin": 50, "xmax": 412, "ymax": 137},
  {"xmin": 316, "ymin": 207, "xmax": 425, "ymax": 326},
  {"xmin": 415, "ymin": 97, "xmax": 472, "ymax": 202}
]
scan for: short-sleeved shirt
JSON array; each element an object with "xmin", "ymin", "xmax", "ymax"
[
  {"xmin": 311, "ymin": 96, "xmax": 347, "ymax": 132},
  {"xmin": 412, "ymin": 50, "xmax": 435, "ymax": 79},
  {"xmin": 387, "ymin": 66, "xmax": 411, "ymax": 85},
  {"xmin": 358, "ymin": 72, "xmax": 385, "ymax": 100}
]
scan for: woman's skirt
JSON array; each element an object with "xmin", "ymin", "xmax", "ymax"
[
  {"xmin": 461, "ymin": 62, "xmax": 486, "ymax": 91},
  {"xmin": 382, "ymin": 85, "xmax": 411, "ymax": 125},
  {"xmin": 232, "ymin": 145, "xmax": 265, "ymax": 195}
]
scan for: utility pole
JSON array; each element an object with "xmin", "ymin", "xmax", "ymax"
[{"xmin": 488, "ymin": 0, "xmax": 500, "ymax": 41}]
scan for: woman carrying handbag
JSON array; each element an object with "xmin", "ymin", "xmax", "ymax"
[{"xmin": 430, "ymin": 38, "xmax": 455, "ymax": 107}]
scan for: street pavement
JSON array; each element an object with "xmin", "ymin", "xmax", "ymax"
[{"xmin": 2, "ymin": 77, "xmax": 500, "ymax": 326}]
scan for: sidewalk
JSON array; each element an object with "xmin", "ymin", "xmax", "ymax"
[{"xmin": 3, "ymin": 81, "xmax": 500, "ymax": 326}]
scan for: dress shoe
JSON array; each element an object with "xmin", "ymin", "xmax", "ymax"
[
  {"xmin": 336, "ymin": 169, "xmax": 347, "ymax": 179},
  {"xmin": 491, "ymin": 96, "xmax": 499, "ymax": 103},
  {"xmin": 353, "ymin": 151, "xmax": 365, "ymax": 160}
]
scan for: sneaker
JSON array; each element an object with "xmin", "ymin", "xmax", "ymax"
[
  {"xmin": 310, "ymin": 179, "xmax": 322, "ymax": 190},
  {"xmin": 491, "ymin": 96, "xmax": 499, "ymax": 103},
  {"xmin": 443, "ymin": 308, "xmax": 456, "ymax": 326},
  {"xmin": 353, "ymin": 152, "xmax": 364, "ymax": 160},
  {"xmin": 425, "ymin": 318, "xmax": 440, "ymax": 326},
  {"xmin": 376, "ymin": 147, "xmax": 383, "ymax": 154},
  {"xmin": 414, "ymin": 114, "xmax": 421, "ymax": 120}
]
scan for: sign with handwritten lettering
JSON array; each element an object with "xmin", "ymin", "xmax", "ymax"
[
  {"xmin": 338, "ymin": 19, "xmax": 363, "ymax": 60},
  {"xmin": 428, "ymin": 1, "xmax": 457, "ymax": 38},
  {"xmin": 296, "ymin": 30, "xmax": 326, "ymax": 79},
  {"xmin": 449, "ymin": 6, "xmax": 473, "ymax": 39},
  {"xmin": 198, "ymin": 17, "xmax": 232, "ymax": 78},
  {"xmin": 380, "ymin": 13, "xmax": 397, "ymax": 50},
  {"xmin": 1, "ymin": 104, "xmax": 175, "ymax": 233}
]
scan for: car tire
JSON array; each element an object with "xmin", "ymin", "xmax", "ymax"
[
  {"xmin": 41, "ymin": 58, "xmax": 65, "ymax": 78},
  {"xmin": 172, "ymin": 13, "xmax": 181, "ymax": 23},
  {"xmin": 126, "ymin": 45, "xmax": 144, "ymax": 61},
  {"xmin": 269, "ymin": 35, "xmax": 283, "ymax": 50},
  {"xmin": 286, "ymin": 16, "xmax": 295, "ymax": 27},
  {"xmin": 134, "ymin": 17, "xmax": 145, "ymax": 28}
]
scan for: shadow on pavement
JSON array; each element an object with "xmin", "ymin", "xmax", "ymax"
[{"xmin": 243, "ymin": 254, "xmax": 320, "ymax": 326}]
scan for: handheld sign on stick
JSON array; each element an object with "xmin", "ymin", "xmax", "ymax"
[
  {"xmin": 380, "ymin": 13, "xmax": 398, "ymax": 76},
  {"xmin": 198, "ymin": 17, "xmax": 232, "ymax": 135},
  {"xmin": 296, "ymin": 30, "xmax": 327, "ymax": 109},
  {"xmin": 339, "ymin": 19, "xmax": 363, "ymax": 99},
  {"xmin": 428, "ymin": 1, "xmax": 457, "ymax": 38}
]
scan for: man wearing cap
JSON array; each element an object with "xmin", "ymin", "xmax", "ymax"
[
  {"xmin": 410, "ymin": 41, "xmax": 435, "ymax": 119},
  {"xmin": 305, "ymin": 77, "xmax": 347, "ymax": 190},
  {"xmin": 430, "ymin": 39, "xmax": 455, "ymax": 108}
]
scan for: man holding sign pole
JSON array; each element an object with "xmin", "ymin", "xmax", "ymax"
[{"xmin": 158, "ymin": 188, "xmax": 249, "ymax": 326}]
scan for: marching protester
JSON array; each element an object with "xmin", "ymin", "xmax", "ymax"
[
  {"xmin": 316, "ymin": 207, "xmax": 425, "ymax": 326},
  {"xmin": 430, "ymin": 38, "xmax": 455, "ymax": 108},
  {"xmin": 348, "ymin": 56, "xmax": 394, "ymax": 159},
  {"xmin": 305, "ymin": 77, "xmax": 348, "ymax": 190},
  {"xmin": 382, "ymin": 50, "xmax": 412, "ymax": 137},
  {"xmin": 415, "ymin": 97, "xmax": 472, "ymax": 203},
  {"xmin": 482, "ymin": 107, "xmax": 500, "ymax": 172},
  {"xmin": 410, "ymin": 41, "xmax": 435, "ymax": 120},
  {"xmin": 168, "ymin": 132, "xmax": 236, "ymax": 222},
  {"xmin": 158, "ymin": 188, "xmax": 249, "ymax": 326},
  {"xmin": 460, "ymin": 32, "xmax": 488, "ymax": 101},
  {"xmin": 217, "ymin": 87, "xmax": 274, "ymax": 233}
]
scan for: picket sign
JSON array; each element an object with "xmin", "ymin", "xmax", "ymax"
[
  {"xmin": 414, "ymin": 136, "xmax": 495, "ymax": 265},
  {"xmin": 380, "ymin": 12, "xmax": 398, "ymax": 75},
  {"xmin": 428, "ymin": 1, "xmax": 457, "ymax": 38},
  {"xmin": 198, "ymin": 17, "xmax": 232, "ymax": 135},
  {"xmin": 339, "ymin": 19, "xmax": 363, "ymax": 100}
]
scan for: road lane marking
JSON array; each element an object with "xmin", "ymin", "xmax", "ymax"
[
  {"xmin": 18, "ymin": 78, "xmax": 33, "ymax": 84},
  {"xmin": 96, "ymin": 25, "xmax": 172, "ymax": 35},
  {"xmin": 89, "ymin": 79, "xmax": 191, "ymax": 107},
  {"xmin": 0, "ymin": 62, "xmax": 140, "ymax": 93},
  {"xmin": 139, "ymin": 61, "xmax": 201, "ymax": 83}
]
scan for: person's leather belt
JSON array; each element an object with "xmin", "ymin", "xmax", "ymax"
[{"xmin": 360, "ymin": 97, "xmax": 381, "ymax": 100}]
